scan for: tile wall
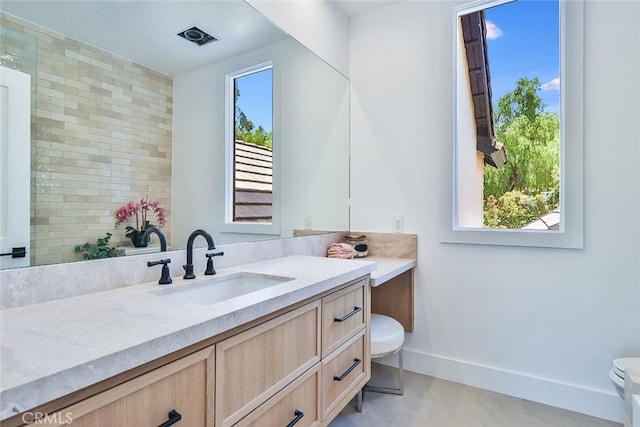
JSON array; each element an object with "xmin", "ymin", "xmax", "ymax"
[{"xmin": 0, "ymin": 13, "xmax": 173, "ymax": 265}]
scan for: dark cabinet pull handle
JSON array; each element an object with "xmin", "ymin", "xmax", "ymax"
[
  {"xmin": 158, "ymin": 409, "xmax": 182, "ymax": 427},
  {"xmin": 286, "ymin": 409, "xmax": 304, "ymax": 427},
  {"xmin": 334, "ymin": 306, "xmax": 361, "ymax": 323},
  {"xmin": 0, "ymin": 247, "xmax": 26, "ymax": 258},
  {"xmin": 333, "ymin": 358, "xmax": 361, "ymax": 381}
]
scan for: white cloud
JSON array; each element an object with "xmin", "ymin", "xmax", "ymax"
[
  {"xmin": 541, "ymin": 77, "xmax": 560, "ymax": 91},
  {"xmin": 486, "ymin": 21, "xmax": 503, "ymax": 40}
]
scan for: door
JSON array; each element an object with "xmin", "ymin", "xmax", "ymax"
[{"xmin": 0, "ymin": 66, "xmax": 30, "ymax": 269}]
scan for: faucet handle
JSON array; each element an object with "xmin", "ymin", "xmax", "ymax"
[
  {"xmin": 204, "ymin": 251, "xmax": 224, "ymax": 275},
  {"xmin": 147, "ymin": 258, "xmax": 172, "ymax": 285}
]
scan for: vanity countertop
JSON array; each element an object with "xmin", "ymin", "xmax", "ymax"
[
  {"xmin": 366, "ymin": 256, "xmax": 416, "ymax": 287},
  {"xmin": 0, "ymin": 255, "xmax": 375, "ymax": 419}
]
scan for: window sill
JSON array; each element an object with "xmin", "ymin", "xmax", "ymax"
[
  {"xmin": 439, "ymin": 224, "xmax": 583, "ymax": 249},
  {"xmin": 218, "ymin": 221, "xmax": 281, "ymax": 236}
]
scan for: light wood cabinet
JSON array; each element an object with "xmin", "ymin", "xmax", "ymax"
[
  {"xmin": 41, "ymin": 346, "xmax": 214, "ymax": 427},
  {"xmin": 231, "ymin": 278, "xmax": 370, "ymax": 427},
  {"xmin": 235, "ymin": 364, "xmax": 321, "ymax": 427},
  {"xmin": 321, "ymin": 279, "xmax": 366, "ymax": 357},
  {"xmin": 14, "ymin": 275, "xmax": 369, "ymax": 427},
  {"xmin": 215, "ymin": 301, "xmax": 321, "ymax": 427},
  {"xmin": 321, "ymin": 332, "xmax": 367, "ymax": 422},
  {"xmin": 371, "ymin": 269, "xmax": 414, "ymax": 332}
]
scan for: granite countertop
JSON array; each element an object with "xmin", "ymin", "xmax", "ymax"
[
  {"xmin": 0, "ymin": 255, "xmax": 376, "ymax": 420},
  {"xmin": 365, "ymin": 257, "xmax": 416, "ymax": 287}
]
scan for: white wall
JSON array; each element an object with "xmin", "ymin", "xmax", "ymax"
[
  {"xmin": 245, "ymin": 0, "xmax": 350, "ymax": 77},
  {"xmin": 350, "ymin": 0, "xmax": 639, "ymax": 422},
  {"xmin": 172, "ymin": 37, "xmax": 349, "ymax": 247},
  {"xmin": 278, "ymin": 46, "xmax": 350, "ymax": 235},
  {"xmin": 455, "ymin": 22, "xmax": 484, "ymax": 228}
]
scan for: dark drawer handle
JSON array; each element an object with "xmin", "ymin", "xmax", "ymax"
[
  {"xmin": 333, "ymin": 358, "xmax": 362, "ymax": 381},
  {"xmin": 334, "ymin": 306, "xmax": 361, "ymax": 323},
  {"xmin": 0, "ymin": 247, "xmax": 26, "ymax": 258},
  {"xmin": 286, "ymin": 409, "xmax": 304, "ymax": 427},
  {"xmin": 158, "ymin": 409, "xmax": 182, "ymax": 427}
]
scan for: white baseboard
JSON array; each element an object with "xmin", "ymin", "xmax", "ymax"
[{"xmin": 374, "ymin": 347, "xmax": 625, "ymax": 423}]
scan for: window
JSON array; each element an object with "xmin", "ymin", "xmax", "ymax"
[
  {"xmin": 223, "ymin": 62, "xmax": 280, "ymax": 235},
  {"xmin": 440, "ymin": 0, "xmax": 584, "ymax": 248}
]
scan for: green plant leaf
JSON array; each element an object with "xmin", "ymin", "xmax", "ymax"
[{"xmin": 75, "ymin": 232, "xmax": 126, "ymax": 260}]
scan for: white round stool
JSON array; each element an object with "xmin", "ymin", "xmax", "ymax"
[{"xmin": 356, "ymin": 313, "xmax": 405, "ymax": 411}]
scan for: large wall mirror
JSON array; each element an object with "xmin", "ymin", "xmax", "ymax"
[{"xmin": 0, "ymin": 0, "xmax": 350, "ymax": 269}]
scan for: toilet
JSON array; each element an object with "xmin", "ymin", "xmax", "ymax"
[{"xmin": 610, "ymin": 357, "xmax": 640, "ymax": 398}]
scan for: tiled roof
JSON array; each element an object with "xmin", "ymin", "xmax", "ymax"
[
  {"xmin": 460, "ymin": 11, "xmax": 507, "ymax": 169},
  {"xmin": 234, "ymin": 141, "xmax": 273, "ymax": 221}
]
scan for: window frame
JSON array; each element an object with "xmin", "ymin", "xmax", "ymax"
[
  {"xmin": 440, "ymin": 0, "xmax": 584, "ymax": 249},
  {"xmin": 221, "ymin": 61, "xmax": 281, "ymax": 236}
]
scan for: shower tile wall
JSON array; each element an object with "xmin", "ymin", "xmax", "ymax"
[{"xmin": 1, "ymin": 13, "xmax": 173, "ymax": 266}]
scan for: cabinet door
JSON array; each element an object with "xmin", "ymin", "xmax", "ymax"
[
  {"xmin": 235, "ymin": 364, "xmax": 321, "ymax": 427},
  {"xmin": 216, "ymin": 301, "xmax": 321, "ymax": 427},
  {"xmin": 321, "ymin": 331, "xmax": 368, "ymax": 421},
  {"xmin": 44, "ymin": 347, "xmax": 214, "ymax": 427},
  {"xmin": 322, "ymin": 279, "xmax": 366, "ymax": 357}
]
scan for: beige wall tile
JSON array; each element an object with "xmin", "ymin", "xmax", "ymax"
[{"xmin": 1, "ymin": 12, "xmax": 173, "ymax": 265}]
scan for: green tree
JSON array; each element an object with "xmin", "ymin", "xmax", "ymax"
[
  {"xmin": 483, "ymin": 77, "xmax": 560, "ymax": 227},
  {"xmin": 236, "ymin": 124, "xmax": 272, "ymax": 149},
  {"xmin": 234, "ymin": 82, "xmax": 272, "ymax": 149},
  {"xmin": 495, "ymin": 77, "xmax": 544, "ymax": 127},
  {"xmin": 484, "ymin": 113, "xmax": 559, "ymax": 197}
]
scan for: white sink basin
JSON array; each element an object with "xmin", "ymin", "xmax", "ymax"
[{"xmin": 150, "ymin": 272, "xmax": 295, "ymax": 305}]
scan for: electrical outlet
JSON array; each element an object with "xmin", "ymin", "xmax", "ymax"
[
  {"xmin": 304, "ymin": 215, "xmax": 312, "ymax": 230},
  {"xmin": 392, "ymin": 216, "xmax": 404, "ymax": 233}
]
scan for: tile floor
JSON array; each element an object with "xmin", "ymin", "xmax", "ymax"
[{"xmin": 330, "ymin": 364, "xmax": 622, "ymax": 427}]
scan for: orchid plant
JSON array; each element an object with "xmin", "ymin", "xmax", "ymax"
[{"xmin": 114, "ymin": 196, "xmax": 167, "ymax": 238}]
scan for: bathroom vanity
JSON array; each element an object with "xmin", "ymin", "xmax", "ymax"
[
  {"xmin": 0, "ymin": 256, "xmax": 374, "ymax": 427},
  {"xmin": 368, "ymin": 257, "xmax": 416, "ymax": 332}
]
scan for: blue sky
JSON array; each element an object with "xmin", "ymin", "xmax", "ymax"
[
  {"xmin": 234, "ymin": 0, "xmax": 559, "ymax": 130},
  {"xmin": 485, "ymin": 0, "xmax": 560, "ymax": 112},
  {"xmin": 235, "ymin": 68, "xmax": 273, "ymax": 132}
]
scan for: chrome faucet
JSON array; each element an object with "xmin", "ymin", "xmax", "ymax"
[
  {"xmin": 183, "ymin": 229, "xmax": 216, "ymax": 279},
  {"xmin": 141, "ymin": 227, "xmax": 167, "ymax": 252}
]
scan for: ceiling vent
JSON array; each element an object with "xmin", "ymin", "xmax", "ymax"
[{"xmin": 177, "ymin": 27, "xmax": 218, "ymax": 46}]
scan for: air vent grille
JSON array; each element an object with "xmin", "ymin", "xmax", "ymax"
[{"xmin": 177, "ymin": 27, "xmax": 218, "ymax": 46}]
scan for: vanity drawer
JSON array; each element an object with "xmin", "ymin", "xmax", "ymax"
[
  {"xmin": 38, "ymin": 346, "xmax": 214, "ymax": 427},
  {"xmin": 235, "ymin": 364, "xmax": 320, "ymax": 427},
  {"xmin": 322, "ymin": 279, "xmax": 366, "ymax": 357},
  {"xmin": 215, "ymin": 301, "xmax": 321, "ymax": 427},
  {"xmin": 321, "ymin": 331, "xmax": 367, "ymax": 420}
]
